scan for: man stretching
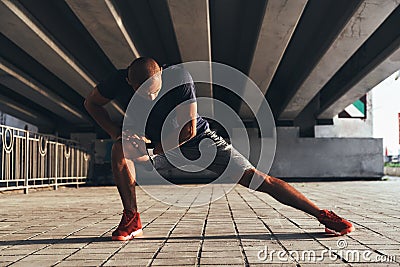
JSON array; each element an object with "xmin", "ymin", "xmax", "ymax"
[{"xmin": 84, "ymin": 57, "xmax": 354, "ymax": 241}]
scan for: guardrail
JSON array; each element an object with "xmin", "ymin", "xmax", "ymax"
[{"xmin": 1, "ymin": 125, "xmax": 90, "ymax": 193}]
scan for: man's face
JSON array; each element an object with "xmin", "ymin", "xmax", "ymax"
[{"xmin": 127, "ymin": 69, "xmax": 162, "ymax": 101}]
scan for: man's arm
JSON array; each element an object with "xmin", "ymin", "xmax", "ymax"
[
  {"xmin": 153, "ymin": 102, "xmax": 197, "ymax": 154},
  {"xmin": 84, "ymin": 88, "xmax": 121, "ymax": 140}
]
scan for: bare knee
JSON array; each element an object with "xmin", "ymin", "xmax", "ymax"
[
  {"xmin": 111, "ymin": 141, "xmax": 135, "ymax": 173},
  {"xmin": 239, "ymin": 168, "xmax": 272, "ymax": 189}
]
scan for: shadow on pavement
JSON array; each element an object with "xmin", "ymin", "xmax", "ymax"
[{"xmin": 0, "ymin": 232, "xmax": 334, "ymax": 246}]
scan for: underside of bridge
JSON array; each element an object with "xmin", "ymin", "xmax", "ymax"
[{"xmin": 0, "ymin": 0, "xmax": 399, "ymax": 139}]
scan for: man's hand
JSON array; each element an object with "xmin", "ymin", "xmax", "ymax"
[
  {"xmin": 153, "ymin": 143, "xmax": 164, "ymax": 155},
  {"xmin": 124, "ymin": 133, "xmax": 149, "ymax": 155},
  {"xmin": 121, "ymin": 132, "xmax": 153, "ymax": 163}
]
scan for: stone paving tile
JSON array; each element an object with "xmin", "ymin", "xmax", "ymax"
[
  {"xmin": 1, "ymin": 180, "xmax": 399, "ymax": 266},
  {"xmin": 57, "ymin": 259, "xmax": 106, "ymax": 266},
  {"xmin": 102, "ymin": 258, "xmax": 150, "ymax": 266},
  {"xmin": 151, "ymin": 257, "xmax": 196, "ymax": 266}
]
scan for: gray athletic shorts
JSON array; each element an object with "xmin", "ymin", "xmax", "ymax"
[{"xmin": 150, "ymin": 130, "xmax": 254, "ymax": 176}]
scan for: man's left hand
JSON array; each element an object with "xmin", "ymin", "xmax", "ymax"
[{"xmin": 153, "ymin": 143, "xmax": 164, "ymax": 155}]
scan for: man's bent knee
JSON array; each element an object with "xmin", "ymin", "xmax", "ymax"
[
  {"xmin": 112, "ymin": 142, "xmax": 131, "ymax": 171},
  {"xmin": 239, "ymin": 168, "xmax": 272, "ymax": 189},
  {"xmin": 239, "ymin": 168, "xmax": 259, "ymax": 187}
]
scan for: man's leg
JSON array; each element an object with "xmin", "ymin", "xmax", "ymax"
[
  {"xmin": 111, "ymin": 141, "xmax": 138, "ymax": 211},
  {"xmin": 239, "ymin": 168, "xmax": 321, "ymax": 218},
  {"xmin": 111, "ymin": 137, "xmax": 150, "ymax": 210},
  {"xmin": 110, "ymin": 140, "xmax": 145, "ymax": 240},
  {"xmin": 237, "ymin": 168, "xmax": 354, "ymax": 235},
  {"xmin": 193, "ymin": 130, "xmax": 354, "ymax": 235},
  {"xmin": 196, "ymin": 131, "xmax": 321, "ymax": 218}
]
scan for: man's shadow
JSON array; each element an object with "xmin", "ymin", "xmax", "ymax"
[{"xmin": 0, "ymin": 232, "xmax": 333, "ymax": 246}]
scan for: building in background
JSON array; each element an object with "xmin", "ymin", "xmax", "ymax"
[
  {"xmin": 316, "ymin": 70, "xmax": 399, "ymax": 157},
  {"xmin": 371, "ymin": 70, "xmax": 400, "ymax": 157},
  {"xmin": 315, "ymin": 93, "xmax": 373, "ymax": 138}
]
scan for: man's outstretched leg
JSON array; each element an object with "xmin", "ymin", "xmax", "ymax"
[
  {"xmin": 239, "ymin": 168, "xmax": 355, "ymax": 236},
  {"xmin": 110, "ymin": 141, "xmax": 143, "ymax": 240}
]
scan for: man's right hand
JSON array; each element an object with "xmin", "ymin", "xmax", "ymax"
[
  {"xmin": 122, "ymin": 134, "xmax": 151, "ymax": 163},
  {"xmin": 122, "ymin": 130, "xmax": 150, "ymax": 155}
]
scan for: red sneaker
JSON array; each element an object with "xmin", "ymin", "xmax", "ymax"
[
  {"xmin": 112, "ymin": 210, "xmax": 143, "ymax": 241},
  {"xmin": 318, "ymin": 210, "xmax": 355, "ymax": 236}
]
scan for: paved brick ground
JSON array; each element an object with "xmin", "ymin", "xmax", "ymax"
[{"xmin": 0, "ymin": 179, "xmax": 399, "ymax": 266}]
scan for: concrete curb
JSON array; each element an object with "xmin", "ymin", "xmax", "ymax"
[{"xmin": 384, "ymin": 166, "xmax": 400, "ymax": 176}]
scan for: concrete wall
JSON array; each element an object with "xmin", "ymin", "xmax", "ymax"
[
  {"xmin": 121, "ymin": 126, "xmax": 384, "ymax": 184},
  {"xmin": 268, "ymin": 127, "xmax": 383, "ymax": 179},
  {"xmin": 315, "ymin": 93, "xmax": 373, "ymax": 138},
  {"xmin": 384, "ymin": 167, "xmax": 400, "ymax": 177},
  {"xmin": 232, "ymin": 127, "xmax": 383, "ymax": 179}
]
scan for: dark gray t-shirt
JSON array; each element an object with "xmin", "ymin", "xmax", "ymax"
[{"xmin": 97, "ymin": 66, "xmax": 209, "ymax": 146}]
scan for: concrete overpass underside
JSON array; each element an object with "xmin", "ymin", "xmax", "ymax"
[{"xmin": 0, "ymin": 0, "xmax": 399, "ymax": 179}]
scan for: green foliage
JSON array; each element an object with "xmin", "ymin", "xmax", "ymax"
[{"xmin": 385, "ymin": 162, "xmax": 400, "ymax": 167}]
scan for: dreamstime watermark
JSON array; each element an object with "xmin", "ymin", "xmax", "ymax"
[
  {"xmin": 257, "ymin": 239, "xmax": 397, "ymax": 263},
  {"xmin": 122, "ymin": 61, "xmax": 277, "ymax": 207}
]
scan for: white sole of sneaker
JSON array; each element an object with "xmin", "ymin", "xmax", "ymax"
[
  {"xmin": 325, "ymin": 225, "xmax": 355, "ymax": 236},
  {"xmin": 129, "ymin": 228, "xmax": 143, "ymax": 239},
  {"xmin": 112, "ymin": 229, "xmax": 143, "ymax": 241}
]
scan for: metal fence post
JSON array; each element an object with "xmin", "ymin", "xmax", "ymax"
[
  {"xmin": 24, "ymin": 130, "xmax": 29, "ymax": 194},
  {"xmin": 55, "ymin": 143, "xmax": 58, "ymax": 190}
]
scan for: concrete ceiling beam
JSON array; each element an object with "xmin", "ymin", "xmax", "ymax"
[
  {"xmin": 239, "ymin": 0, "xmax": 308, "ymax": 119},
  {"xmin": 280, "ymin": 0, "xmax": 399, "ymax": 120},
  {"xmin": 317, "ymin": 6, "xmax": 400, "ymax": 119},
  {"xmin": 0, "ymin": 92, "xmax": 53, "ymax": 128},
  {"xmin": 0, "ymin": 0, "xmax": 123, "ymax": 121},
  {"xmin": 167, "ymin": 0, "xmax": 213, "ymax": 117},
  {"xmin": 66, "ymin": 0, "xmax": 139, "ymax": 69},
  {"xmin": 319, "ymin": 47, "xmax": 400, "ymax": 119},
  {"xmin": 0, "ymin": 61, "xmax": 87, "ymax": 123}
]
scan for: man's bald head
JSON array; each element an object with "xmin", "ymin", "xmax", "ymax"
[{"xmin": 127, "ymin": 57, "xmax": 161, "ymax": 88}]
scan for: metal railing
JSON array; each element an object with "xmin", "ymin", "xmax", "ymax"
[{"xmin": 0, "ymin": 125, "xmax": 90, "ymax": 193}]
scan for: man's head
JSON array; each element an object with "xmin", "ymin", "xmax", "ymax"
[{"xmin": 127, "ymin": 57, "xmax": 162, "ymax": 101}]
